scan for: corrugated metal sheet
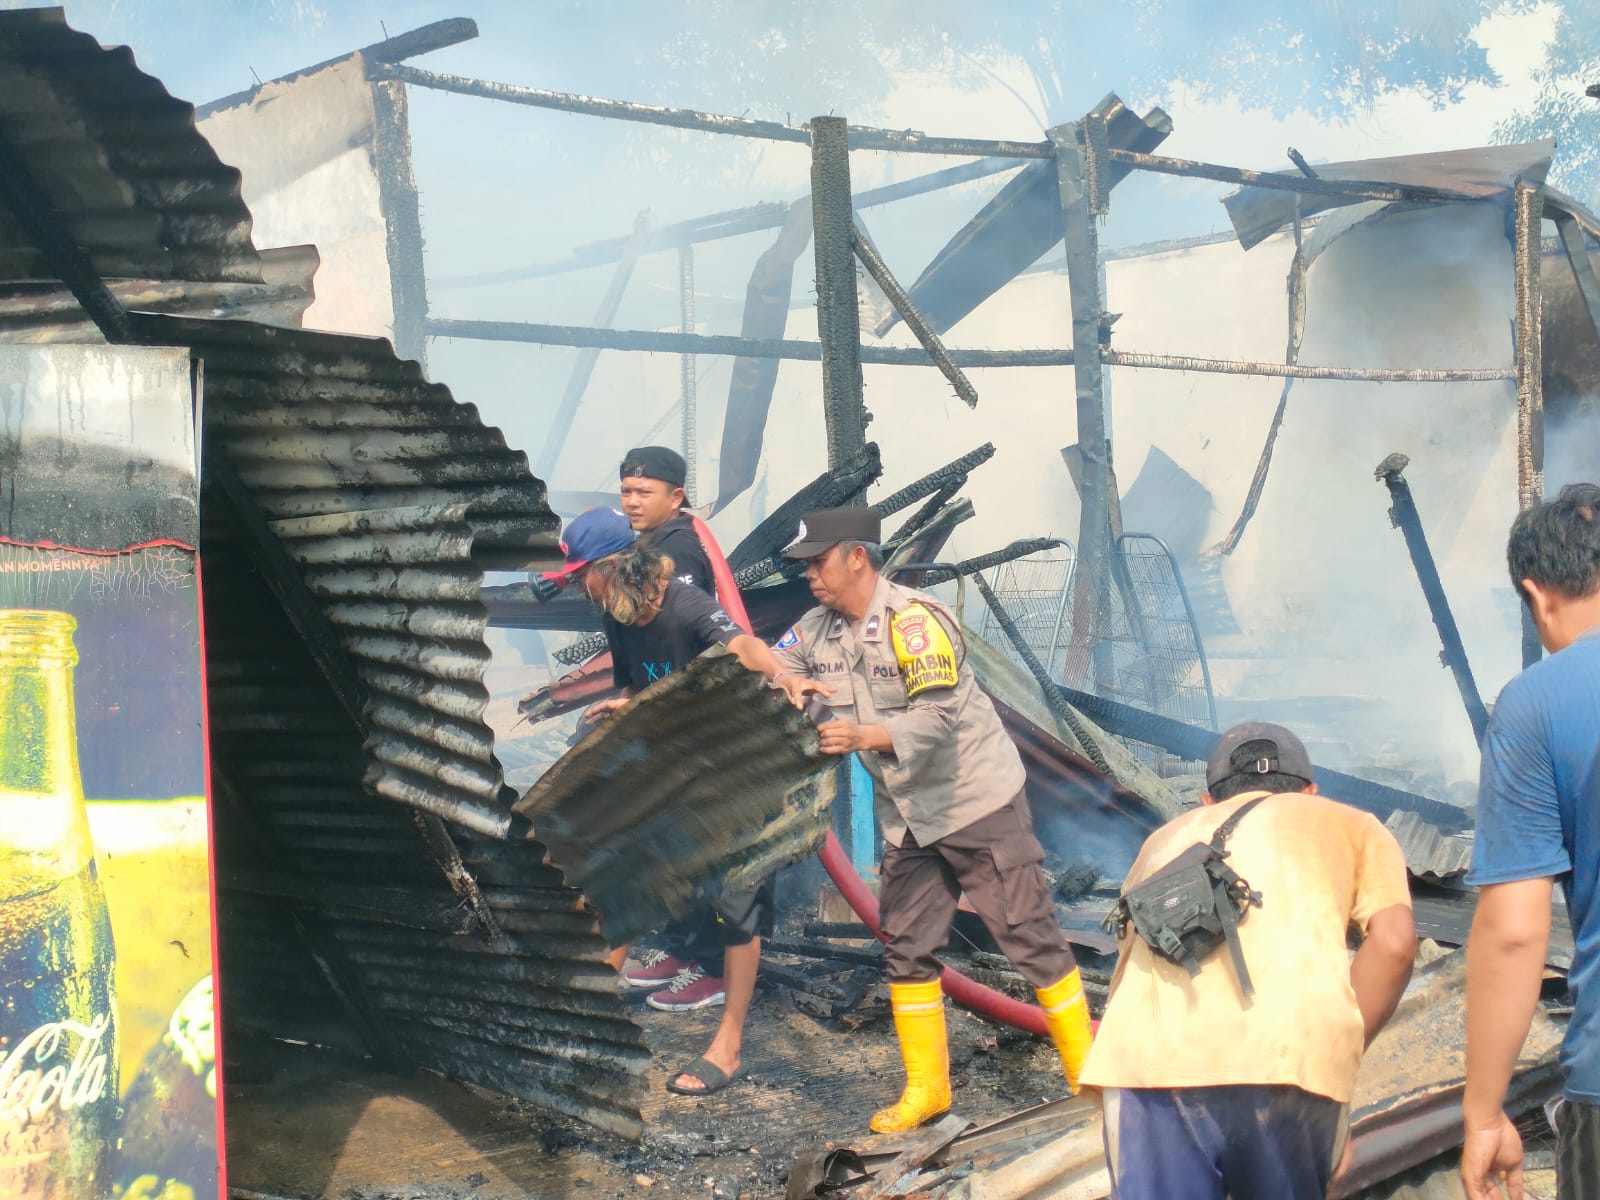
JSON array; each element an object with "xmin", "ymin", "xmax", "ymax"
[
  {"xmin": 131, "ymin": 311, "xmax": 562, "ymax": 839},
  {"xmin": 1385, "ymin": 811, "xmax": 1475, "ymax": 884},
  {"xmin": 200, "ymin": 511, "xmax": 651, "ymax": 1137},
  {"xmin": 514, "ymin": 651, "xmax": 837, "ymax": 946},
  {"xmin": 1222, "ymin": 140, "xmax": 1556, "ymax": 251},
  {"xmin": 0, "ymin": 244, "xmax": 318, "ymax": 340},
  {"xmin": 0, "ymin": 7, "xmax": 261, "ymax": 285},
  {"xmin": 171, "ymin": 312, "xmax": 651, "ymax": 1135}
]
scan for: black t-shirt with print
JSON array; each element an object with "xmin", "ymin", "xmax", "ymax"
[
  {"xmin": 638, "ymin": 514, "xmax": 714, "ymax": 597},
  {"xmin": 605, "ymin": 579, "xmax": 742, "ymax": 691}
]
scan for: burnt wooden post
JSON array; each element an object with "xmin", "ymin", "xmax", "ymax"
[
  {"xmin": 1049, "ymin": 116, "xmax": 1115, "ymax": 690},
  {"xmin": 808, "ymin": 115, "xmax": 868, "ymax": 474},
  {"xmin": 678, "ymin": 242, "xmax": 698, "ymax": 503},
  {"xmin": 1513, "ymin": 178, "xmax": 1545, "ymax": 667}
]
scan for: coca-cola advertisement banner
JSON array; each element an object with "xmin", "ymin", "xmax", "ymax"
[{"xmin": 0, "ymin": 346, "xmax": 222, "ymax": 1200}]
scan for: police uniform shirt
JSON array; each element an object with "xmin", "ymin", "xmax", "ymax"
[
  {"xmin": 638, "ymin": 514, "xmax": 714, "ymax": 597},
  {"xmin": 604, "ymin": 580, "xmax": 741, "ymax": 691},
  {"xmin": 773, "ymin": 574, "xmax": 1025, "ymax": 847}
]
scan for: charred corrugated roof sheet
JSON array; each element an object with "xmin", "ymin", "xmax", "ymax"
[
  {"xmin": 132, "ymin": 311, "xmax": 562, "ymax": 838},
  {"xmin": 1385, "ymin": 811, "xmax": 1475, "ymax": 884},
  {"xmin": 515, "ymin": 651, "xmax": 837, "ymax": 946},
  {"xmin": 0, "ymin": 7, "xmax": 260, "ymax": 284},
  {"xmin": 0, "ymin": 244, "xmax": 317, "ymax": 341},
  {"xmin": 201, "ymin": 510, "xmax": 650, "ymax": 1137}
]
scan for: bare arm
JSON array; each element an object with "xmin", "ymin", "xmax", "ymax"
[
  {"xmin": 726, "ymin": 633, "xmax": 833, "ymax": 708},
  {"xmin": 1351, "ymin": 903, "xmax": 1416, "ymax": 1046},
  {"xmin": 1458, "ymin": 878, "xmax": 1553, "ymax": 1199}
]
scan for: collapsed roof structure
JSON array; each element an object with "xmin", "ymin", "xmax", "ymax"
[{"xmin": 3, "ymin": 6, "xmax": 1596, "ymax": 1194}]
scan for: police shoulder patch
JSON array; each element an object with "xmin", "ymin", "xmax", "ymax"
[
  {"xmin": 891, "ymin": 603, "xmax": 958, "ymax": 697},
  {"xmin": 774, "ymin": 625, "xmax": 800, "ymax": 649}
]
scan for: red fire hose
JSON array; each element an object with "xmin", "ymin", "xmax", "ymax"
[{"xmin": 692, "ymin": 516, "xmax": 1053, "ymax": 1036}]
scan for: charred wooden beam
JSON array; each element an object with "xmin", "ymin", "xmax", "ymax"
[
  {"xmin": 1051, "ymin": 117, "xmax": 1115, "ymax": 694},
  {"xmin": 1513, "ymin": 178, "xmax": 1546, "ymax": 668},
  {"xmin": 678, "ymin": 243, "xmax": 699, "ymax": 501},
  {"xmin": 533, "ymin": 211, "xmax": 650, "ymax": 480},
  {"xmin": 852, "ymin": 220, "xmax": 978, "ymax": 407},
  {"xmin": 426, "ymin": 316, "xmax": 1070, "ymax": 364},
  {"xmin": 1106, "ymin": 147, "xmax": 1476, "ymax": 204},
  {"xmin": 911, "ymin": 539, "xmax": 1066, "ymax": 588},
  {"xmin": 412, "ymin": 811, "xmax": 511, "ymax": 946},
  {"xmin": 425, "ymin": 318, "xmax": 1513, "ymax": 381},
  {"xmin": 1374, "ymin": 453, "xmax": 1490, "ymax": 745},
  {"xmin": 810, "ymin": 116, "xmax": 869, "ymax": 472},
  {"xmin": 435, "ymin": 159, "xmax": 1022, "ymax": 288},
  {"xmin": 872, "ymin": 443, "xmax": 996, "ymax": 519},
  {"xmin": 1101, "ymin": 350, "xmax": 1514, "ymax": 383},
  {"xmin": 373, "ymin": 64, "xmax": 1053, "ymax": 158}
]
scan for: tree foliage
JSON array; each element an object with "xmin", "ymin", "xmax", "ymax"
[
  {"xmin": 1494, "ymin": 3, "xmax": 1600, "ymax": 208},
  {"xmin": 557, "ymin": 0, "xmax": 1518, "ymax": 126}
]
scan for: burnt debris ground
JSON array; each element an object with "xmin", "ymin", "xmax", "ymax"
[{"xmin": 224, "ymin": 923, "xmax": 1086, "ymax": 1200}]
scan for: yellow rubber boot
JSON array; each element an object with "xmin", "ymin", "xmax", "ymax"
[
  {"xmin": 870, "ymin": 979, "xmax": 951, "ymax": 1133},
  {"xmin": 1036, "ymin": 968, "xmax": 1093, "ymax": 1093}
]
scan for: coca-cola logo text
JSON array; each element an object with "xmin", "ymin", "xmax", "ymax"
[{"xmin": 0, "ymin": 1013, "xmax": 111, "ymax": 1122}]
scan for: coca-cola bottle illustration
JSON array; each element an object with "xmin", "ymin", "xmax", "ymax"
[
  {"xmin": 110, "ymin": 974, "xmax": 219, "ymax": 1200},
  {"xmin": 0, "ymin": 609, "xmax": 119, "ymax": 1198}
]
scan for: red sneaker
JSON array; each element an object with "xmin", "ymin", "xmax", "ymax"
[
  {"xmin": 621, "ymin": 949, "xmax": 695, "ymax": 989},
  {"xmin": 646, "ymin": 966, "xmax": 727, "ymax": 1011}
]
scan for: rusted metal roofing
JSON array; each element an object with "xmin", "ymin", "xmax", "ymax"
[
  {"xmin": 0, "ymin": 6, "xmax": 261, "ymax": 285},
  {"xmin": 1384, "ymin": 810, "xmax": 1475, "ymax": 884},
  {"xmin": 514, "ymin": 651, "xmax": 837, "ymax": 945}
]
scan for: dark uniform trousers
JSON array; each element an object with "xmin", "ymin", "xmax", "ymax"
[{"xmin": 879, "ymin": 790, "xmax": 1076, "ymax": 988}]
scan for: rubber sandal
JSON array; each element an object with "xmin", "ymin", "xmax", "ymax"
[{"xmin": 666, "ymin": 1055, "xmax": 747, "ymax": 1096}]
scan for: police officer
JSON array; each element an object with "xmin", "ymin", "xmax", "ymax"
[{"xmin": 772, "ymin": 508, "xmax": 1093, "ymax": 1132}]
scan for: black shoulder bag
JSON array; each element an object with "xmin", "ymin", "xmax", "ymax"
[{"xmin": 1104, "ymin": 797, "xmax": 1267, "ymax": 997}]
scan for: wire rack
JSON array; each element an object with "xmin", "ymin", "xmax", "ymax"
[{"xmin": 978, "ymin": 535, "xmax": 1216, "ymax": 773}]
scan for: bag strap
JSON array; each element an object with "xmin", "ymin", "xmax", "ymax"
[
  {"xmin": 1208, "ymin": 795, "xmax": 1268, "ymax": 853},
  {"xmin": 1212, "ymin": 877, "xmax": 1256, "ymax": 997}
]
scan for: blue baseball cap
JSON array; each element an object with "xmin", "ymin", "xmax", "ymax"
[{"xmin": 542, "ymin": 507, "xmax": 636, "ymax": 583}]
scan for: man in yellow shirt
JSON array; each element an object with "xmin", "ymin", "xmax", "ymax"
[{"xmin": 1081, "ymin": 722, "xmax": 1416, "ymax": 1200}]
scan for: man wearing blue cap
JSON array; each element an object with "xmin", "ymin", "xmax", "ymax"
[{"xmin": 542, "ymin": 508, "xmax": 820, "ymax": 1097}]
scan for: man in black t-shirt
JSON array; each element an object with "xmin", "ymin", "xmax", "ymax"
[
  {"xmin": 619, "ymin": 445, "xmax": 713, "ymax": 595},
  {"xmin": 612, "ymin": 445, "xmax": 728, "ymax": 996},
  {"xmin": 602, "ymin": 581, "xmax": 743, "ymax": 693},
  {"xmin": 546, "ymin": 518, "xmax": 822, "ymax": 1097}
]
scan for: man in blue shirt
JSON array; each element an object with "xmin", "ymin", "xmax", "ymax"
[{"xmin": 1464, "ymin": 482, "xmax": 1600, "ymax": 1199}]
